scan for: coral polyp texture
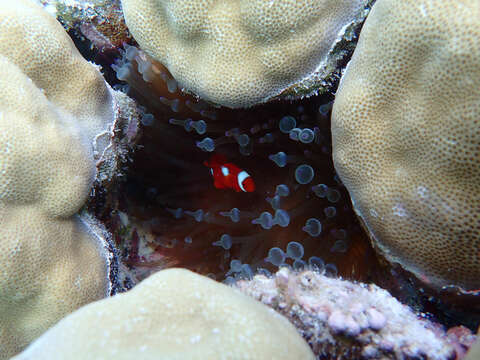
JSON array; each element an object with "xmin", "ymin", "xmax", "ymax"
[
  {"xmin": 120, "ymin": 0, "xmax": 368, "ymax": 108},
  {"xmin": 13, "ymin": 268, "xmax": 315, "ymax": 360},
  {"xmin": 0, "ymin": 0, "xmax": 142, "ymax": 356},
  {"xmin": 0, "ymin": 58, "xmax": 110, "ymax": 358},
  {"xmin": 0, "ymin": 0, "xmax": 113, "ymax": 142},
  {"xmin": 331, "ymin": 0, "xmax": 480, "ymax": 291},
  {"xmin": 235, "ymin": 268, "xmax": 456, "ymax": 360}
]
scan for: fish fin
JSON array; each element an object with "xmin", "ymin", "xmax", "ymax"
[{"xmin": 242, "ymin": 177, "xmax": 255, "ymax": 192}]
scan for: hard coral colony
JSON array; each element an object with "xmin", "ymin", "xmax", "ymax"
[
  {"xmin": 332, "ymin": 0, "xmax": 480, "ymax": 293},
  {"xmin": 13, "ymin": 269, "xmax": 315, "ymax": 360},
  {"xmin": 0, "ymin": 0, "xmax": 140, "ymax": 356},
  {"xmin": 1, "ymin": 0, "xmax": 480, "ymax": 359}
]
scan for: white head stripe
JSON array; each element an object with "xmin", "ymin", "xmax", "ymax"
[
  {"xmin": 221, "ymin": 166, "xmax": 229, "ymax": 176},
  {"xmin": 237, "ymin": 171, "xmax": 250, "ymax": 192}
]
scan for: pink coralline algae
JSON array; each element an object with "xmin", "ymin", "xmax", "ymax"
[{"xmin": 235, "ymin": 267, "xmax": 461, "ymax": 359}]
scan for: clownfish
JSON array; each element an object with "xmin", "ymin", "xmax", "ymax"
[{"xmin": 203, "ymin": 154, "xmax": 255, "ymax": 192}]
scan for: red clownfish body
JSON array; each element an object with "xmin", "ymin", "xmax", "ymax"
[{"xmin": 203, "ymin": 154, "xmax": 255, "ymax": 193}]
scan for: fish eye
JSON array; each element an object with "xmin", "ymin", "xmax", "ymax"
[{"xmin": 221, "ymin": 166, "xmax": 229, "ymax": 176}]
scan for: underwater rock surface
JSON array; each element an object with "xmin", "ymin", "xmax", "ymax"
[{"xmin": 235, "ymin": 268, "xmax": 457, "ymax": 359}]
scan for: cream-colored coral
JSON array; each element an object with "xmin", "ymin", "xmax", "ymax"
[
  {"xmin": 0, "ymin": 0, "xmax": 119, "ymax": 357},
  {"xmin": 120, "ymin": 0, "xmax": 365, "ymax": 108},
  {"xmin": 0, "ymin": 0, "xmax": 113, "ymax": 143},
  {"xmin": 13, "ymin": 268, "xmax": 315, "ymax": 360},
  {"xmin": 331, "ymin": 0, "xmax": 480, "ymax": 290}
]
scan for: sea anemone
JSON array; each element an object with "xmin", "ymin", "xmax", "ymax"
[{"xmin": 107, "ymin": 45, "xmax": 382, "ymax": 285}]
